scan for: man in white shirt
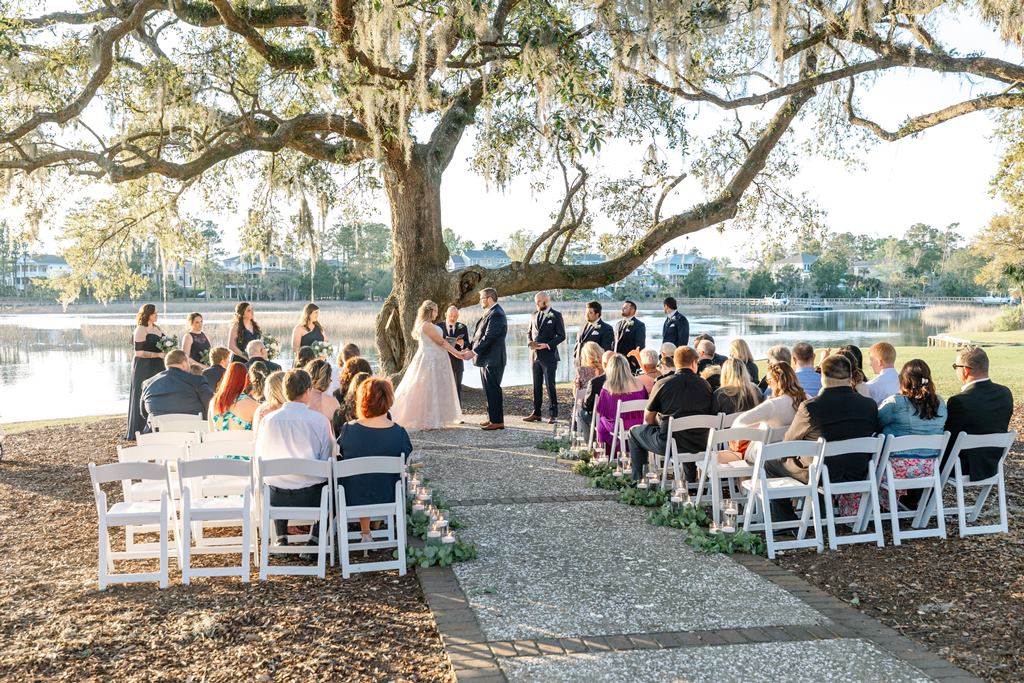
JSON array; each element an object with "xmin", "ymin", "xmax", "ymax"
[
  {"xmin": 865, "ymin": 342, "xmax": 900, "ymax": 404},
  {"xmin": 255, "ymin": 368, "xmax": 334, "ymax": 553}
]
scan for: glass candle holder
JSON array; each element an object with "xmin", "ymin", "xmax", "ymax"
[
  {"xmin": 722, "ymin": 500, "xmax": 738, "ymax": 533},
  {"xmin": 637, "ymin": 479, "xmax": 649, "ymax": 490},
  {"xmin": 709, "ymin": 521, "xmax": 720, "ymax": 535},
  {"xmin": 442, "ymin": 532, "xmax": 456, "ymax": 544},
  {"xmin": 613, "ymin": 465, "xmax": 623, "ymax": 478}
]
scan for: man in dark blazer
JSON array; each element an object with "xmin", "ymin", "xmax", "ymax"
[
  {"xmin": 768, "ymin": 354, "xmax": 879, "ymax": 520},
  {"xmin": 525, "ymin": 291, "xmax": 566, "ymax": 423},
  {"xmin": 141, "ymin": 350, "xmax": 215, "ymax": 430},
  {"xmin": 662, "ymin": 296, "xmax": 689, "ymax": 347},
  {"xmin": 944, "ymin": 346, "xmax": 1014, "ymax": 480},
  {"xmin": 438, "ymin": 305, "xmax": 471, "ymax": 406},
  {"xmin": 573, "ymin": 301, "xmax": 614, "ymax": 366},
  {"xmin": 614, "ymin": 300, "xmax": 646, "ymax": 372},
  {"xmin": 202, "ymin": 346, "xmax": 230, "ymax": 391},
  {"xmin": 466, "ymin": 288, "xmax": 508, "ymax": 430}
]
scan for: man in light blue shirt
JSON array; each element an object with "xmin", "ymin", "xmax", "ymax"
[
  {"xmin": 791, "ymin": 342, "xmax": 822, "ymax": 397},
  {"xmin": 865, "ymin": 342, "xmax": 900, "ymax": 404}
]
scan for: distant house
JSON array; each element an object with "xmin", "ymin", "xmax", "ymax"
[
  {"xmin": 141, "ymin": 258, "xmax": 197, "ymax": 289},
  {"xmin": 772, "ymin": 253, "xmax": 819, "ymax": 279},
  {"xmin": 221, "ymin": 254, "xmax": 291, "ymax": 275},
  {"xmin": 446, "ymin": 249, "xmax": 511, "ymax": 271},
  {"xmin": 569, "ymin": 253, "xmax": 607, "ymax": 266},
  {"xmin": 650, "ymin": 253, "xmax": 716, "ymax": 282},
  {"xmin": 7, "ymin": 254, "xmax": 71, "ymax": 291},
  {"xmin": 851, "ymin": 259, "xmax": 882, "ymax": 278}
]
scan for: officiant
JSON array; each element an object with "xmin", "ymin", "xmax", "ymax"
[
  {"xmin": 439, "ymin": 305, "xmax": 470, "ymax": 405},
  {"xmin": 525, "ymin": 291, "xmax": 566, "ymax": 423}
]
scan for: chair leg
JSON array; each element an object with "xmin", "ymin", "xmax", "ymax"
[
  {"xmin": 956, "ymin": 474, "xmax": 968, "ymax": 538},
  {"xmin": 762, "ymin": 493, "xmax": 776, "ymax": 560},
  {"xmin": 809, "ymin": 490, "xmax": 824, "ymax": 553},
  {"xmin": 240, "ymin": 512, "xmax": 251, "ymax": 583},
  {"xmin": 869, "ymin": 487, "xmax": 884, "ymax": 547},
  {"xmin": 823, "ymin": 489, "xmax": 838, "ymax": 551},
  {"xmin": 934, "ymin": 476, "xmax": 947, "ymax": 539},
  {"xmin": 317, "ymin": 502, "xmax": 328, "ymax": 579},
  {"xmin": 259, "ymin": 502, "xmax": 270, "ymax": 581},
  {"xmin": 182, "ymin": 509, "xmax": 192, "ymax": 585},
  {"xmin": 970, "ymin": 484, "xmax": 994, "ymax": 523},
  {"xmin": 98, "ymin": 523, "xmax": 110, "ymax": 591},
  {"xmin": 159, "ymin": 511, "xmax": 169, "ymax": 589},
  {"xmin": 886, "ymin": 481, "xmax": 901, "ymax": 545}
]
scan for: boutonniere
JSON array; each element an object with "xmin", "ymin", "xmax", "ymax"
[
  {"xmin": 544, "ymin": 311, "xmax": 554, "ymax": 320},
  {"xmin": 625, "ymin": 320, "xmax": 634, "ymax": 329}
]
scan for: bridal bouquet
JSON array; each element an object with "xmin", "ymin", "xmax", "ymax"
[
  {"xmin": 262, "ymin": 334, "xmax": 281, "ymax": 360},
  {"xmin": 199, "ymin": 348, "xmax": 212, "ymax": 366},
  {"xmin": 156, "ymin": 334, "xmax": 178, "ymax": 353},
  {"xmin": 310, "ymin": 340, "xmax": 334, "ymax": 360}
]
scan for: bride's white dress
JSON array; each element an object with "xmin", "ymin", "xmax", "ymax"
[{"xmin": 391, "ymin": 323, "xmax": 463, "ymax": 431}]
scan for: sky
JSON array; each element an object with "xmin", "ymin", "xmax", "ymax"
[{"xmin": 24, "ymin": 7, "xmax": 1019, "ymax": 267}]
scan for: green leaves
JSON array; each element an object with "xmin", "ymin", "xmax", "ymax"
[
  {"xmin": 404, "ymin": 539, "xmax": 479, "ymax": 568},
  {"xmin": 616, "ymin": 486, "xmax": 669, "ymax": 507}
]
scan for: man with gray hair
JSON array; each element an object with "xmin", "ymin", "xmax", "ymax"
[
  {"xmin": 246, "ymin": 339, "xmax": 283, "ymax": 373},
  {"xmin": 658, "ymin": 342, "xmax": 676, "ymax": 377},
  {"xmin": 139, "ymin": 349, "xmax": 214, "ymax": 431},
  {"xmin": 438, "ymin": 305, "xmax": 470, "ymax": 406},
  {"xmin": 525, "ymin": 291, "xmax": 566, "ymax": 423},
  {"xmin": 638, "ymin": 348, "xmax": 660, "ymax": 393}
]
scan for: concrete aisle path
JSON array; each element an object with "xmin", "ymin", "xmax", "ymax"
[{"xmin": 411, "ymin": 420, "xmax": 980, "ymax": 683}]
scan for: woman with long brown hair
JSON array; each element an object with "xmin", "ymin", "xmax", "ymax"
[
  {"xmin": 181, "ymin": 312, "xmax": 211, "ymax": 370},
  {"xmin": 126, "ymin": 303, "xmax": 165, "ymax": 439},
  {"xmin": 333, "ymin": 356, "xmax": 373, "ymax": 403},
  {"xmin": 226, "ymin": 301, "xmax": 261, "ymax": 364},
  {"xmin": 291, "ymin": 302, "xmax": 330, "ymax": 356},
  {"xmin": 717, "ymin": 362, "xmax": 809, "ymax": 466}
]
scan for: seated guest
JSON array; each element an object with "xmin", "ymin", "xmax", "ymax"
[
  {"xmin": 693, "ymin": 333, "xmax": 728, "ymax": 365},
  {"xmin": 341, "ymin": 342, "xmax": 361, "ymax": 362},
  {"xmin": 865, "ymin": 341, "xmax": 899, "ymax": 404},
  {"xmin": 305, "ymin": 358, "xmax": 341, "ymax": 432},
  {"xmin": 729, "ymin": 338, "xmax": 759, "ymax": 383},
  {"xmin": 209, "ymin": 362, "xmax": 259, "ymax": 431},
  {"xmin": 255, "ymin": 369, "xmax": 334, "ymax": 559},
  {"xmin": 791, "ymin": 342, "xmax": 821, "ymax": 397},
  {"xmin": 575, "ymin": 341, "xmax": 605, "ymax": 392},
  {"xmin": 944, "ymin": 345, "xmax": 1014, "ymax": 481},
  {"xmin": 253, "ymin": 370, "xmax": 287, "ymax": 436},
  {"xmin": 713, "ymin": 359, "xmax": 762, "ymax": 415},
  {"xmin": 246, "ymin": 339, "xmax": 283, "ymax": 373},
  {"xmin": 719, "ymin": 362, "xmax": 808, "ymax": 466},
  {"xmin": 247, "ymin": 361, "xmax": 270, "ymax": 402},
  {"xmin": 835, "ymin": 345, "xmax": 872, "ymax": 399},
  {"xmin": 294, "ymin": 345, "xmax": 316, "ymax": 370},
  {"xmin": 334, "ymin": 356, "xmax": 374, "ymax": 403},
  {"xmin": 758, "ymin": 345, "xmax": 793, "ymax": 397},
  {"xmin": 700, "ymin": 362, "xmax": 722, "ymax": 390},
  {"xmin": 628, "ymin": 346, "xmax": 714, "ymax": 482},
  {"xmin": 332, "ymin": 370, "xmax": 370, "ymax": 435},
  {"xmin": 658, "ymin": 342, "xmax": 676, "ymax": 376},
  {"xmin": 140, "ymin": 350, "xmax": 214, "ymax": 429},
  {"xmin": 696, "ymin": 339, "xmax": 722, "ymax": 390},
  {"xmin": 637, "ymin": 348, "xmax": 661, "ymax": 393},
  {"xmin": 876, "ymin": 359, "xmax": 947, "ymax": 510},
  {"xmin": 337, "ymin": 377, "xmax": 413, "ymax": 545},
  {"xmin": 202, "ymin": 346, "xmax": 230, "ymax": 391},
  {"xmin": 594, "ymin": 354, "xmax": 649, "ymax": 455},
  {"xmin": 575, "ymin": 350, "xmax": 614, "ymax": 441},
  {"xmin": 767, "ymin": 355, "xmax": 878, "ymax": 520}
]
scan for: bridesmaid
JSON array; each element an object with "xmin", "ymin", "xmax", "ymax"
[
  {"xmin": 227, "ymin": 301, "xmax": 261, "ymax": 364},
  {"xmin": 126, "ymin": 303, "xmax": 166, "ymax": 439},
  {"xmin": 291, "ymin": 302, "xmax": 329, "ymax": 356},
  {"xmin": 181, "ymin": 312, "xmax": 211, "ymax": 370}
]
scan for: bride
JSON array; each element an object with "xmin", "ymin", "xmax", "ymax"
[{"xmin": 391, "ymin": 300, "xmax": 465, "ymax": 431}]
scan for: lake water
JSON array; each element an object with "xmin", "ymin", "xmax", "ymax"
[{"xmin": 0, "ymin": 306, "xmax": 968, "ymax": 423}]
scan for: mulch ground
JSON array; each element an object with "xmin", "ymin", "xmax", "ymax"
[
  {"xmin": 777, "ymin": 402, "xmax": 1024, "ymax": 682},
  {"xmin": 0, "ymin": 418, "xmax": 452, "ymax": 682}
]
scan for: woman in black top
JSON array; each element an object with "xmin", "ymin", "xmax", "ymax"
[
  {"xmin": 181, "ymin": 312, "xmax": 211, "ymax": 369},
  {"xmin": 712, "ymin": 359, "xmax": 763, "ymax": 415},
  {"xmin": 126, "ymin": 303, "xmax": 165, "ymax": 439},
  {"xmin": 227, "ymin": 301, "xmax": 261, "ymax": 364},
  {"xmin": 291, "ymin": 303, "xmax": 330, "ymax": 356}
]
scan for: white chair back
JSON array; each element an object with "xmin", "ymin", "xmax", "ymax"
[
  {"xmin": 188, "ymin": 441, "xmax": 256, "ymax": 461},
  {"xmin": 179, "ymin": 457, "xmax": 252, "ymax": 481},
  {"xmin": 335, "ymin": 456, "xmax": 406, "ymax": 477},
  {"xmin": 877, "ymin": 432, "xmax": 951, "ymax": 545},
  {"xmin": 333, "ymin": 456, "xmax": 407, "ymax": 579},
  {"xmin": 135, "ymin": 431, "xmax": 199, "ymax": 446},
  {"xmin": 91, "ymin": 460, "xmax": 168, "ymax": 486},
  {"xmin": 661, "ymin": 414, "xmax": 723, "ymax": 487},
  {"xmin": 150, "ymin": 413, "xmax": 207, "ymax": 433},
  {"xmin": 202, "ymin": 430, "xmax": 256, "ymax": 443},
  {"xmin": 259, "ymin": 457, "xmax": 332, "ymax": 480},
  {"xmin": 766, "ymin": 425, "xmax": 788, "ymax": 443},
  {"xmin": 720, "ymin": 411, "xmax": 742, "ymax": 429},
  {"xmin": 818, "ymin": 436, "xmax": 886, "ymax": 550},
  {"xmin": 609, "ymin": 398, "xmax": 650, "ymax": 461},
  {"xmin": 116, "ymin": 444, "xmax": 187, "ymax": 465}
]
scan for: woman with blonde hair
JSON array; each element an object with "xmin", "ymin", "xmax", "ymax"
[
  {"xmin": 712, "ymin": 359, "xmax": 762, "ymax": 415},
  {"xmin": 291, "ymin": 302, "xmax": 330, "ymax": 356},
  {"xmin": 253, "ymin": 370, "xmax": 287, "ymax": 435},
  {"xmin": 728, "ymin": 338, "xmax": 759, "ymax": 383},
  {"xmin": 390, "ymin": 300, "xmax": 466, "ymax": 430},
  {"xmin": 594, "ymin": 354, "xmax": 648, "ymax": 455},
  {"xmin": 718, "ymin": 362, "xmax": 809, "ymax": 467},
  {"xmin": 575, "ymin": 341, "xmax": 605, "ymax": 392}
]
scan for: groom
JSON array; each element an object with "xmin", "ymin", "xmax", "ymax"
[{"xmin": 464, "ymin": 287, "xmax": 507, "ymax": 430}]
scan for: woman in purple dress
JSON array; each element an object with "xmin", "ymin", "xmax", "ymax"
[{"xmin": 594, "ymin": 353, "xmax": 648, "ymax": 456}]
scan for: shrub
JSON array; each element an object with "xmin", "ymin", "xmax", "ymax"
[{"xmin": 991, "ymin": 305, "xmax": 1024, "ymax": 332}]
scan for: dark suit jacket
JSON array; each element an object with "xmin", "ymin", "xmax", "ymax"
[
  {"xmin": 246, "ymin": 357, "xmax": 282, "ymax": 374},
  {"xmin": 582, "ymin": 374, "xmax": 607, "ymax": 414},
  {"xmin": 573, "ymin": 320, "xmax": 614, "ymax": 364},
  {"xmin": 438, "ymin": 321, "xmax": 471, "ymax": 372},
  {"xmin": 202, "ymin": 364, "xmax": 226, "ymax": 391},
  {"xmin": 662, "ymin": 311, "xmax": 689, "ymax": 347},
  {"xmin": 528, "ymin": 308, "xmax": 566, "ymax": 363},
  {"xmin": 944, "ymin": 379, "xmax": 1014, "ymax": 480},
  {"xmin": 141, "ymin": 367, "xmax": 214, "ymax": 425},
  {"xmin": 784, "ymin": 386, "xmax": 879, "ymax": 481},
  {"xmin": 471, "ymin": 304, "xmax": 507, "ymax": 368},
  {"xmin": 614, "ymin": 317, "xmax": 646, "ymax": 356}
]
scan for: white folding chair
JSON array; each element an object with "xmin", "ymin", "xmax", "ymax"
[
  {"xmin": 720, "ymin": 411, "xmax": 742, "ymax": 429},
  {"xmin": 875, "ymin": 433, "xmax": 950, "ymax": 545},
  {"xmin": 185, "ymin": 441, "xmax": 258, "ymax": 546},
  {"xmin": 116, "ymin": 444, "xmax": 187, "ymax": 553},
  {"xmin": 178, "ymin": 458, "xmax": 254, "ymax": 584},
  {"xmin": 694, "ymin": 426, "xmax": 768, "ymax": 521},
  {"xmin": 660, "ymin": 414, "xmax": 723, "ymax": 488},
  {"xmin": 609, "ymin": 398, "xmax": 649, "ymax": 462},
  {"xmin": 818, "ymin": 436, "xmax": 886, "ymax": 550},
  {"xmin": 741, "ymin": 439, "xmax": 826, "ymax": 559},
  {"xmin": 150, "ymin": 413, "xmax": 208, "ymax": 433},
  {"xmin": 766, "ymin": 426, "xmax": 788, "ymax": 443},
  {"xmin": 135, "ymin": 431, "xmax": 200, "ymax": 447},
  {"xmin": 568, "ymin": 388, "xmax": 587, "ymax": 440},
  {"xmin": 334, "ymin": 456, "xmax": 408, "ymax": 579},
  {"xmin": 258, "ymin": 458, "xmax": 334, "ymax": 579},
  {"xmin": 89, "ymin": 461, "xmax": 177, "ymax": 590},
  {"xmin": 919, "ymin": 431, "xmax": 1016, "ymax": 537},
  {"xmin": 201, "ymin": 430, "xmax": 257, "ymax": 444}
]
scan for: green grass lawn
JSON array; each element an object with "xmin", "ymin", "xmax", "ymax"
[{"xmin": 952, "ymin": 330, "xmax": 1024, "ymax": 345}]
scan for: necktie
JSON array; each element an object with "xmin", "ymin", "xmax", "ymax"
[{"xmin": 449, "ymin": 325, "xmax": 454, "ymax": 336}]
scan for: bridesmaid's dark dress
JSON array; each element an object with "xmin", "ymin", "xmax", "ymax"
[
  {"xmin": 126, "ymin": 333, "xmax": 164, "ymax": 439},
  {"xmin": 336, "ymin": 422, "xmax": 412, "ymax": 506},
  {"xmin": 299, "ymin": 325, "xmax": 324, "ymax": 348},
  {"xmin": 230, "ymin": 324, "xmax": 261, "ymax": 364},
  {"xmin": 187, "ymin": 331, "xmax": 211, "ymax": 364}
]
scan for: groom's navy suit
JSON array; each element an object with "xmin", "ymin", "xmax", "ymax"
[{"xmin": 470, "ymin": 304, "xmax": 508, "ymax": 424}]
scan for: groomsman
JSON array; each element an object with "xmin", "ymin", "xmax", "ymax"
[
  {"xmin": 662, "ymin": 296, "xmax": 689, "ymax": 347},
  {"xmin": 614, "ymin": 300, "xmax": 646, "ymax": 371},
  {"xmin": 438, "ymin": 305, "xmax": 470, "ymax": 405},
  {"xmin": 525, "ymin": 291, "xmax": 566, "ymax": 423},
  {"xmin": 573, "ymin": 301, "xmax": 614, "ymax": 366}
]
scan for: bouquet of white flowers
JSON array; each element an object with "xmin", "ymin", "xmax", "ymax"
[
  {"xmin": 310, "ymin": 340, "xmax": 334, "ymax": 360},
  {"xmin": 262, "ymin": 334, "xmax": 281, "ymax": 360},
  {"xmin": 199, "ymin": 348, "xmax": 212, "ymax": 366},
  {"xmin": 156, "ymin": 334, "xmax": 178, "ymax": 353}
]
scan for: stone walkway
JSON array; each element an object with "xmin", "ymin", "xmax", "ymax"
[{"xmin": 411, "ymin": 420, "xmax": 980, "ymax": 683}]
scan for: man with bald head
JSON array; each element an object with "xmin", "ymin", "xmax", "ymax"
[
  {"xmin": 438, "ymin": 305, "xmax": 470, "ymax": 406},
  {"xmin": 525, "ymin": 291, "xmax": 566, "ymax": 423}
]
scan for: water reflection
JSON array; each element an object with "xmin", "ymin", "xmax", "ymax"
[{"xmin": 0, "ymin": 307, "xmax": 964, "ymax": 422}]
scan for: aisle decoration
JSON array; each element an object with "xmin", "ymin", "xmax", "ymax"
[{"xmin": 404, "ymin": 471, "xmax": 478, "ymax": 568}]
